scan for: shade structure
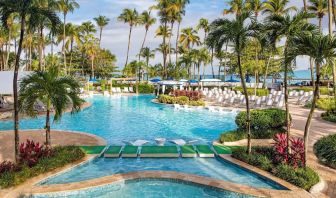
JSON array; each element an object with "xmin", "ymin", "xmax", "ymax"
[
  {"xmin": 200, "ymin": 79, "xmax": 221, "ymax": 82},
  {"xmin": 0, "ymin": 71, "xmax": 33, "ymax": 95}
]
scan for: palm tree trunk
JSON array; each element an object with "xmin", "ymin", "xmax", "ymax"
[
  {"xmin": 99, "ymin": 27, "xmax": 103, "ymax": 47},
  {"xmin": 304, "ymin": 62, "xmax": 321, "ymax": 167},
  {"xmin": 175, "ymin": 21, "xmax": 181, "ymax": 67},
  {"xmin": 69, "ymin": 39, "xmax": 73, "ymax": 75},
  {"xmin": 237, "ymin": 53, "xmax": 251, "ymax": 154},
  {"xmin": 263, "ymin": 55, "xmax": 272, "ymax": 89},
  {"xmin": 310, "ymin": 58, "xmax": 315, "ymax": 89},
  {"xmin": 125, "ymin": 25, "xmax": 132, "ymax": 68},
  {"xmin": 63, "ymin": 13, "xmax": 67, "ymax": 74},
  {"xmin": 39, "ymin": 26, "xmax": 43, "ymax": 71},
  {"xmin": 91, "ymin": 57, "xmax": 95, "ymax": 78},
  {"xmin": 303, "ymin": 0, "xmax": 307, "ymax": 11},
  {"xmin": 168, "ymin": 22, "xmax": 174, "ymax": 64},
  {"xmin": 332, "ymin": 61, "xmax": 336, "ymax": 106},
  {"xmin": 45, "ymin": 99, "xmax": 51, "ymax": 146},
  {"xmin": 163, "ymin": 21, "xmax": 167, "ymax": 79},
  {"xmin": 5, "ymin": 31, "xmax": 11, "ymax": 69},
  {"xmin": 284, "ymin": 42, "xmax": 291, "ymax": 157},
  {"xmin": 329, "ymin": 0, "xmax": 333, "ymax": 35},
  {"xmin": 13, "ymin": 15, "xmax": 26, "ymax": 163},
  {"xmin": 211, "ymin": 48, "xmax": 215, "ymax": 78}
]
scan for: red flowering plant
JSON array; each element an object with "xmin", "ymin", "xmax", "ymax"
[
  {"xmin": 273, "ymin": 133, "xmax": 289, "ymax": 164},
  {"xmin": 0, "ymin": 161, "xmax": 16, "ymax": 174},
  {"xmin": 290, "ymin": 137, "xmax": 305, "ymax": 168},
  {"xmin": 19, "ymin": 140, "xmax": 52, "ymax": 167},
  {"xmin": 172, "ymin": 90, "xmax": 202, "ymax": 101},
  {"xmin": 273, "ymin": 133, "xmax": 305, "ymax": 168}
]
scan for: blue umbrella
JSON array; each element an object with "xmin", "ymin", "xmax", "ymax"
[
  {"xmin": 246, "ymin": 75, "xmax": 251, "ymax": 83},
  {"xmin": 226, "ymin": 76, "xmax": 239, "ymax": 82},
  {"xmin": 150, "ymin": 78, "xmax": 161, "ymax": 83},
  {"xmin": 189, "ymin": 79, "xmax": 198, "ymax": 83}
]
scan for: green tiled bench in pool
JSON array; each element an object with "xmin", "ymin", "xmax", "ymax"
[
  {"xmin": 104, "ymin": 146, "xmax": 122, "ymax": 158},
  {"xmin": 122, "ymin": 146, "xmax": 139, "ymax": 158},
  {"xmin": 195, "ymin": 145, "xmax": 215, "ymax": 158},
  {"xmin": 180, "ymin": 145, "xmax": 197, "ymax": 158},
  {"xmin": 79, "ymin": 146, "xmax": 106, "ymax": 154},
  {"xmin": 140, "ymin": 146, "xmax": 179, "ymax": 158}
]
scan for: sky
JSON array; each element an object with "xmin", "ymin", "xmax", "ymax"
[{"xmin": 65, "ymin": 0, "xmax": 330, "ymax": 73}]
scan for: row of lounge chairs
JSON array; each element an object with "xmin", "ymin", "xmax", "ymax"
[
  {"xmin": 111, "ymin": 87, "xmax": 134, "ymax": 94},
  {"xmin": 102, "ymin": 145, "xmax": 233, "ymax": 158},
  {"xmin": 122, "ymin": 138, "xmax": 198, "ymax": 146}
]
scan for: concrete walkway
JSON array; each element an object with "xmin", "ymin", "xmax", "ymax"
[{"xmin": 289, "ymin": 104, "xmax": 336, "ymax": 198}]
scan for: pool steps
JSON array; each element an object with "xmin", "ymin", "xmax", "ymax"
[{"xmin": 95, "ymin": 145, "xmax": 234, "ymax": 158}]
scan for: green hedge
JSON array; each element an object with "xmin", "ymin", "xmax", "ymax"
[
  {"xmin": 235, "ymin": 108, "xmax": 287, "ymax": 130},
  {"xmin": 219, "ymin": 128, "xmax": 286, "ymax": 143},
  {"xmin": 133, "ymin": 83, "xmax": 154, "ymax": 94},
  {"xmin": 314, "ymin": 134, "xmax": 336, "ymax": 169},
  {"xmin": 305, "ymin": 98, "xmax": 336, "ymax": 111},
  {"xmin": 158, "ymin": 95, "xmax": 205, "ymax": 106},
  {"xmin": 321, "ymin": 109, "xmax": 336, "ymax": 123},
  {"xmin": 232, "ymin": 147, "xmax": 319, "ymax": 191},
  {"xmin": 0, "ymin": 146, "xmax": 85, "ymax": 188},
  {"xmin": 234, "ymin": 87, "xmax": 269, "ymax": 96}
]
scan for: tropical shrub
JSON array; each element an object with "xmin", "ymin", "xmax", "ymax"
[
  {"xmin": 19, "ymin": 140, "xmax": 52, "ymax": 167},
  {"xmin": 232, "ymin": 146, "xmax": 319, "ymax": 190},
  {"xmin": 273, "ymin": 133, "xmax": 289, "ymax": 164},
  {"xmin": 133, "ymin": 83, "xmax": 154, "ymax": 94},
  {"xmin": 321, "ymin": 109, "xmax": 336, "ymax": 123},
  {"xmin": 158, "ymin": 95, "xmax": 205, "ymax": 106},
  {"xmin": 172, "ymin": 90, "xmax": 202, "ymax": 101},
  {"xmin": 290, "ymin": 138, "xmax": 305, "ymax": 168},
  {"xmin": 219, "ymin": 128, "xmax": 285, "ymax": 143},
  {"xmin": 314, "ymin": 134, "xmax": 336, "ymax": 169},
  {"xmin": 235, "ymin": 108, "xmax": 287, "ymax": 130},
  {"xmin": 273, "ymin": 164, "xmax": 319, "ymax": 191},
  {"xmin": 0, "ymin": 146, "xmax": 85, "ymax": 188},
  {"xmin": 306, "ymin": 98, "xmax": 336, "ymax": 111},
  {"xmin": 233, "ymin": 87, "xmax": 269, "ymax": 96}
]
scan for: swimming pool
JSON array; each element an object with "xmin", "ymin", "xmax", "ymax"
[
  {"xmin": 40, "ymin": 157, "xmax": 285, "ymax": 190},
  {"xmin": 0, "ymin": 95, "xmax": 237, "ymax": 144},
  {"xmin": 32, "ymin": 179, "xmax": 257, "ymax": 198}
]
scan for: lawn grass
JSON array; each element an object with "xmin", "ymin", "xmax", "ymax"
[
  {"xmin": 141, "ymin": 146, "xmax": 178, "ymax": 154},
  {"xmin": 196, "ymin": 145, "xmax": 214, "ymax": 154},
  {"xmin": 79, "ymin": 146, "xmax": 106, "ymax": 154},
  {"xmin": 180, "ymin": 145, "xmax": 196, "ymax": 154}
]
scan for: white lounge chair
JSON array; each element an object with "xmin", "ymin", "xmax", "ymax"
[
  {"xmin": 129, "ymin": 87, "xmax": 134, "ymax": 93},
  {"xmin": 169, "ymin": 139, "xmax": 198, "ymax": 146},
  {"xmin": 123, "ymin": 87, "xmax": 129, "ymax": 93},
  {"xmin": 123, "ymin": 139, "xmax": 149, "ymax": 146},
  {"xmin": 34, "ymin": 100, "xmax": 46, "ymax": 112},
  {"xmin": 155, "ymin": 138, "xmax": 166, "ymax": 146}
]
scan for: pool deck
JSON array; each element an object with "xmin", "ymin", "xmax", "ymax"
[
  {"xmin": 23, "ymin": 170, "xmax": 312, "ymax": 198},
  {"xmin": 0, "ymin": 130, "xmax": 106, "ymax": 162}
]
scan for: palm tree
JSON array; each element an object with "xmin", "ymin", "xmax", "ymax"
[
  {"xmin": 304, "ymin": 0, "xmax": 308, "ymax": 10},
  {"xmin": 196, "ymin": 18, "xmax": 209, "ymax": 44},
  {"xmin": 19, "ymin": 67, "xmax": 83, "ymax": 146},
  {"xmin": 179, "ymin": 27, "xmax": 200, "ymax": 49},
  {"xmin": 223, "ymin": 0, "xmax": 247, "ymax": 16},
  {"xmin": 57, "ymin": 0, "xmax": 79, "ymax": 74},
  {"xmin": 286, "ymin": 33, "xmax": 336, "ymax": 166},
  {"xmin": 208, "ymin": 12, "xmax": 256, "ymax": 154},
  {"xmin": 156, "ymin": 25, "xmax": 172, "ymax": 78},
  {"xmin": 262, "ymin": 0, "xmax": 297, "ymax": 15},
  {"xmin": 64, "ymin": 23, "xmax": 81, "ymax": 74},
  {"xmin": 199, "ymin": 47, "xmax": 211, "ymax": 80},
  {"xmin": 83, "ymin": 34, "xmax": 99, "ymax": 78},
  {"xmin": 80, "ymin": 21, "xmax": 96, "ymax": 35},
  {"xmin": 118, "ymin": 8, "xmax": 139, "ymax": 69},
  {"xmin": 308, "ymin": 0, "xmax": 328, "ymax": 31},
  {"xmin": 247, "ymin": 0, "xmax": 265, "ymax": 18},
  {"xmin": 265, "ymin": 11, "xmax": 316, "ymax": 154},
  {"xmin": 94, "ymin": 15, "xmax": 109, "ymax": 47},
  {"xmin": 138, "ymin": 10, "xmax": 156, "ymax": 61},
  {"xmin": 139, "ymin": 47, "xmax": 155, "ymax": 81},
  {"xmin": 0, "ymin": 0, "xmax": 60, "ymax": 162}
]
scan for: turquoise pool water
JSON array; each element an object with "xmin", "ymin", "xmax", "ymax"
[
  {"xmin": 32, "ymin": 179, "xmax": 257, "ymax": 198},
  {"xmin": 40, "ymin": 157, "xmax": 285, "ymax": 190},
  {"xmin": 0, "ymin": 95, "xmax": 237, "ymax": 144}
]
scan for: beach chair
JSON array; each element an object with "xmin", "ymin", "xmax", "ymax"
[
  {"xmin": 104, "ymin": 146, "xmax": 122, "ymax": 158},
  {"xmin": 196, "ymin": 145, "xmax": 215, "ymax": 158},
  {"xmin": 123, "ymin": 139, "xmax": 149, "ymax": 146},
  {"xmin": 123, "ymin": 87, "xmax": 129, "ymax": 93},
  {"xmin": 111, "ymin": 87, "xmax": 117, "ymax": 93},
  {"xmin": 116, "ymin": 87, "xmax": 122, "ymax": 93},
  {"xmin": 181, "ymin": 145, "xmax": 197, "ymax": 157},
  {"xmin": 296, "ymin": 95, "xmax": 305, "ymax": 105},
  {"xmin": 169, "ymin": 139, "xmax": 198, "ymax": 146},
  {"xmin": 140, "ymin": 146, "xmax": 179, "ymax": 158},
  {"xmin": 34, "ymin": 100, "xmax": 46, "ymax": 112},
  {"xmin": 266, "ymin": 98, "xmax": 273, "ymax": 107},
  {"xmin": 129, "ymin": 87, "xmax": 134, "ymax": 93},
  {"xmin": 254, "ymin": 98, "xmax": 262, "ymax": 108}
]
